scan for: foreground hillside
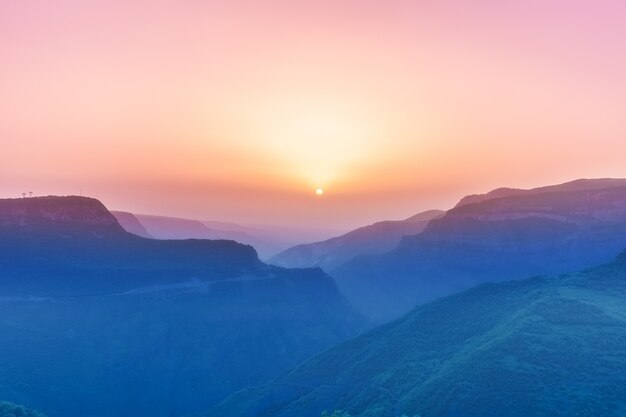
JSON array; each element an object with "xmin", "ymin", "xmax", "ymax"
[
  {"xmin": 0, "ymin": 196, "xmax": 367, "ymax": 416},
  {"xmin": 0, "ymin": 401, "xmax": 45, "ymax": 417},
  {"xmin": 211, "ymin": 252, "xmax": 626, "ymax": 417},
  {"xmin": 270, "ymin": 210, "xmax": 444, "ymax": 271},
  {"xmin": 335, "ymin": 179, "xmax": 626, "ymax": 322}
]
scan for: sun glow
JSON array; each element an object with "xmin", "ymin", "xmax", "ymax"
[
  {"xmin": 253, "ymin": 96, "xmax": 380, "ymax": 188},
  {"xmin": 315, "ymin": 188, "xmax": 324, "ymax": 196}
]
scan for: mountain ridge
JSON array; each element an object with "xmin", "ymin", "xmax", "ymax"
[
  {"xmin": 455, "ymin": 178, "xmax": 626, "ymax": 207},
  {"xmin": 270, "ymin": 210, "xmax": 445, "ymax": 271}
]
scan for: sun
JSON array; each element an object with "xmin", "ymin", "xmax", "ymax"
[{"xmin": 315, "ymin": 188, "xmax": 324, "ymax": 196}]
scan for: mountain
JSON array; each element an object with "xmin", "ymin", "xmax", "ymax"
[
  {"xmin": 270, "ymin": 210, "xmax": 444, "ymax": 271},
  {"xmin": 456, "ymin": 178, "xmax": 626, "ymax": 207},
  {"xmin": 111, "ymin": 210, "xmax": 153, "ymax": 238},
  {"xmin": 210, "ymin": 252, "xmax": 626, "ymax": 417},
  {"xmin": 0, "ymin": 197, "xmax": 264, "ymax": 296},
  {"xmin": 112, "ymin": 212, "xmax": 303, "ymax": 260},
  {"xmin": 333, "ymin": 179, "xmax": 626, "ymax": 322},
  {"xmin": 130, "ymin": 213, "xmax": 229, "ymax": 240},
  {"xmin": 0, "ymin": 196, "xmax": 367, "ymax": 417}
]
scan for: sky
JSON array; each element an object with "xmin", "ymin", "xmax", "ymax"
[{"xmin": 1, "ymin": 0, "xmax": 625, "ymax": 231}]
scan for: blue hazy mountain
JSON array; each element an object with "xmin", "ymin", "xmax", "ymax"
[
  {"xmin": 210, "ymin": 251, "xmax": 626, "ymax": 417},
  {"xmin": 110, "ymin": 210, "xmax": 154, "ymax": 238},
  {"xmin": 269, "ymin": 210, "xmax": 445, "ymax": 271},
  {"xmin": 333, "ymin": 179, "xmax": 626, "ymax": 322},
  {"xmin": 111, "ymin": 211, "xmax": 314, "ymax": 259},
  {"xmin": 0, "ymin": 196, "xmax": 367, "ymax": 417}
]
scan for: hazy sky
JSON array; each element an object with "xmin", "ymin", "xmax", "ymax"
[{"xmin": 1, "ymin": 0, "xmax": 625, "ymax": 230}]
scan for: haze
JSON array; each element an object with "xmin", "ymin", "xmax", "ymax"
[{"xmin": 2, "ymin": 0, "xmax": 625, "ymax": 230}]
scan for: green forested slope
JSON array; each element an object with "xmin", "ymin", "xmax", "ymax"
[{"xmin": 211, "ymin": 252, "xmax": 626, "ymax": 417}]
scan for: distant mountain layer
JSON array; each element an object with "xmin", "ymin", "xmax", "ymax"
[
  {"xmin": 334, "ymin": 179, "xmax": 626, "ymax": 322},
  {"xmin": 270, "ymin": 210, "xmax": 445, "ymax": 271},
  {"xmin": 111, "ymin": 212, "xmax": 302, "ymax": 260},
  {"xmin": 211, "ymin": 252, "xmax": 626, "ymax": 417},
  {"xmin": 0, "ymin": 196, "xmax": 367, "ymax": 417},
  {"xmin": 111, "ymin": 210, "xmax": 153, "ymax": 238}
]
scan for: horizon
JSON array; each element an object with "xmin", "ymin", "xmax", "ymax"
[
  {"xmin": 2, "ymin": 175, "xmax": 625, "ymax": 242},
  {"xmin": 4, "ymin": 176, "xmax": 625, "ymax": 235},
  {"xmin": 2, "ymin": 0, "xmax": 626, "ymax": 230}
]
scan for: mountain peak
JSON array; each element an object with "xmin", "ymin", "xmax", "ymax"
[
  {"xmin": 0, "ymin": 195, "xmax": 122, "ymax": 231},
  {"xmin": 403, "ymin": 209, "xmax": 445, "ymax": 222}
]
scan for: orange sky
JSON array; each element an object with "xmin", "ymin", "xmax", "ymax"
[{"xmin": 1, "ymin": 0, "xmax": 625, "ymax": 230}]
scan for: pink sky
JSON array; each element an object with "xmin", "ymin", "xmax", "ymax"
[{"xmin": 1, "ymin": 0, "xmax": 625, "ymax": 231}]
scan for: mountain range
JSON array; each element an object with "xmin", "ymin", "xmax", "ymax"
[
  {"xmin": 332, "ymin": 179, "xmax": 626, "ymax": 322},
  {"xmin": 4, "ymin": 178, "xmax": 626, "ymax": 417},
  {"xmin": 0, "ymin": 196, "xmax": 367, "ymax": 417},
  {"xmin": 210, "ymin": 250, "xmax": 626, "ymax": 417},
  {"xmin": 111, "ymin": 211, "xmax": 340, "ymax": 260},
  {"xmin": 111, "ymin": 211, "xmax": 288, "ymax": 259},
  {"xmin": 269, "ymin": 210, "xmax": 444, "ymax": 271}
]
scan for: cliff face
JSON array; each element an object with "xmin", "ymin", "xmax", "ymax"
[{"xmin": 0, "ymin": 196, "xmax": 123, "ymax": 232}]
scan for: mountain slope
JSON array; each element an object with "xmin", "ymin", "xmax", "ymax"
[
  {"xmin": 334, "ymin": 180, "xmax": 626, "ymax": 322},
  {"xmin": 131, "ymin": 213, "xmax": 228, "ymax": 239},
  {"xmin": 111, "ymin": 210, "xmax": 153, "ymax": 238},
  {"xmin": 210, "ymin": 252, "xmax": 626, "ymax": 417},
  {"xmin": 0, "ymin": 196, "xmax": 367, "ymax": 417},
  {"xmin": 270, "ymin": 210, "xmax": 444, "ymax": 271},
  {"xmin": 123, "ymin": 213, "xmax": 293, "ymax": 259}
]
